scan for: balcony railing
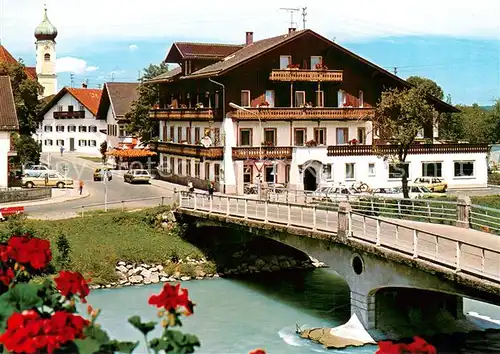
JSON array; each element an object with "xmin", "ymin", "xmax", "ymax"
[
  {"xmin": 150, "ymin": 141, "xmax": 223, "ymax": 160},
  {"xmin": 232, "ymin": 147, "xmax": 293, "ymax": 160},
  {"xmin": 229, "ymin": 107, "xmax": 374, "ymax": 121},
  {"xmin": 53, "ymin": 111, "xmax": 85, "ymax": 119},
  {"xmin": 269, "ymin": 69, "xmax": 343, "ymax": 82},
  {"xmin": 149, "ymin": 108, "xmax": 217, "ymax": 121},
  {"xmin": 327, "ymin": 143, "xmax": 490, "ymax": 156}
]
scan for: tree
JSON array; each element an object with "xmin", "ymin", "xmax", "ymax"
[
  {"xmin": 126, "ymin": 63, "xmax": 169, "ymax": 144},
  {"xmin": 0, "ymin": 60, "xmax": 43, "ymax": 135},
  {"xmin": 374, "ymin": 87, "xmax": 436, "ymax": 198},
  {"xmin": 13, "ymin": 134, "xmax": 41, "ymax": 165},
  {"xmin": 100, "ymin": 141, "xmax": 108, "ymax": 163},
  {"xmin": 406, "ymin": 76, "xmax": 444, "ymax": 100},
  {"xmin": 449, "ymin": 104, "xmax": 497, "ymax": 143}
]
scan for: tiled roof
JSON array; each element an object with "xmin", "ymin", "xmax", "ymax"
[
  {"xmin": 67, "ymin": 88, "xmax": 102, "ymax": 115},
  {"xmin": 0, "ymin": 76, "xmax": 19, "ymax": 131},
  {"xmin": 25, "ymin": 67, "xmax": 37, "ymax": 80},
  {"xmin": 147, "ymin": 67, "xmax": 182, "ymax": 83},
  {"xmin": 105, "ymin": 82, "xmax": 139, "ymax": 117},
  {"xmin": 187, "ymin": 30, "xmax": 305, "ymax": 78},
  {"xmin": 0, "ymin": 46, "xmax": 37, "ymax": 80},
  {"xmin": 173, "ymin": 42, "xmax": 243, "ymax": 60}
]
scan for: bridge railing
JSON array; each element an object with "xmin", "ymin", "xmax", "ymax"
[
  {"xmin": 179, "ymin": 191, "xmax": 500, "ymax": 284},
  {"xmin": 73, "ymin": 196, "xmax": 171, "ymax": 217},
  {"xmin": 262, "ymin": 188, "xmax": 499, "ymax": 235}
]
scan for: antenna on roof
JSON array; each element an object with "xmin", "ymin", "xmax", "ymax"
[
  {"xmin": 69, "ymin": 73, "xmax": 74, "ymax": 88},
  {"xmin": 393, "ymin": 67, "xmax": 398, "ymax": 75},
  {"xmin": 280, "ymin": 7, "xmax": 300, "ymax": 29},
  {"xmin": 301, "ymin": 7, "xmax": 307, "ymax": 30},
  {"xmin": 111, "ymin": 72, "xmax": 115, "ymax": 82}
]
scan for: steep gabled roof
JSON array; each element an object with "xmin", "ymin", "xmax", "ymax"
[
  {"xmin": 147, "ymin": 67, "xmax": 182, "ymax": 83},
  {"xmin": 96, "ymin": 82, "xmax": 139, "ymax": 119},
  {"xmin": 165, "ymin": 42, "xmax": 243, "ymax": 63},
  {"xmin": 39, "ymin": 87, "xmax": 103, "ymax": 118},
  {"xmin": 0, "ymin": 76, "xmax": 19, "ymax": 131},
  {"xmin": 0, "ymin": 46, "xmax": 37, "ymax": 80}
]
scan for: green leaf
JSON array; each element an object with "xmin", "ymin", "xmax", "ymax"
[
  {"xmin": 85, "ymin": 324, "xmax": 111, "ymax": 344},
  {"xmin": 74, "ymin": 338, "xmax": 102, "ymax": 354},
  {"xmin": 102, "ymin": 340, "xmax": 139, "ymax": 354},
  {"xmin": 128, "ymin": 315, "xmax": 157, "ymax": 336},
  {"xmin": 0, "ymin": 297, "xmax": 16, "ymax": 332},
  {"xmin": 0, "ymin": 283, "xmax": 43, "ymax": 312},
  {"xmin": 149, "ymin": 338, "xmax": 171, "ymax": 353},
  {"xmin": 164, "ymin": 330, "xmax": 201, "ymax": 354}
]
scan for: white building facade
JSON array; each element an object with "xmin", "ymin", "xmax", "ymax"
[{"xmin": 36, "ymin": 87, "xmax": 105, "ymax": 155}]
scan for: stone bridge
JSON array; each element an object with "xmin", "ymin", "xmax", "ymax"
[{"xmin": 176, "ymin": 192, "xmax": 500, "ymax": 332}]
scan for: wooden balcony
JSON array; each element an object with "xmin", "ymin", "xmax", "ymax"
[
  {"xmin": 327, "ymin": 143, "xmax": 490, "ymax": 157},
  {"xmin": 229, "ymin": 107, "xmax": 374, "ymax": 121},
  {"xmin": 232, "ymin": 147, "xmax": 292, "ymax": 160},
  {"xmin": 269, "ymin": 69, "xmax": 343, "ymax": 82},
  {"xmin": 149, "ymin": 108, "xmax": 217, "ymax": 121},
  {"xmin": 150, "ymin": 141, "xmax": 223, "ymax": 160},
  {"xmin": 53, "ymin": 111, "xmax": 85, "ymax": 119}
]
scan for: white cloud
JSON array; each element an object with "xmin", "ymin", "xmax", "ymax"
[
  {"xmin": 56, "ymin": 57, "xmax": 99, "ymax": 74},
  {"xmin": 129, "ymin": 44, "xmax": 138, "ymax": 52},
  {"xmin": 3, "ymin": 0, "xmax": 500, "ymax": 54}
]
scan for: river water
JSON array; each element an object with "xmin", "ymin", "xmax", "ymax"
[{"xmin": 83, "ymin": 269, "xmax": 500, "ymax": 354}]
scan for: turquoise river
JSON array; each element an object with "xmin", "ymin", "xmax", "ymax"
[{"xmin": 82, "ymin": 269, "xmax": 500, "ymax": 354}]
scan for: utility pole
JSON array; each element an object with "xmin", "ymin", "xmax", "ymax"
[
  {"xmin": 301, "ymin": 7, "xmax": 307, "ymax": 30},
  {"xmin": 280, "ymin": 7, "xmax": 300, "ymax": 28},
  {"xmin": 111, "ymin": 72, "xmax": 115, "ymax": 82},
  {"xmin": 137, "ymin": 70, "xmax": 142, "ymax": 81},
  {"xmin": 69, "ymin": 73, "xmax": 74, "ymax": 87}
]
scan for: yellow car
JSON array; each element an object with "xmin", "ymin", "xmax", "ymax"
[
  {"xmin": 93, "ymin": 168, "xmax": 112, "ymax": 181},
  {"xmin": 413, "ymin": 177, "xmax": 448, "ymax": 192},
  {"xmin": 22, "ymin": 172, "xmax": 74, "ymax": 189}
]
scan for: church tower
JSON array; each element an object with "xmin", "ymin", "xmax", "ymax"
[{"xmin": 35, "ymin": 6, "xmax": 58, "ymax": 97}]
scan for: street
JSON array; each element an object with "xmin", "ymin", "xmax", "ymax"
[{"xmin": 25, "ymin": 154, "xmax": 174, "ymax": 219}]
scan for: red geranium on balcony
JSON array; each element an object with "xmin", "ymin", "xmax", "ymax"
[
  {"xmin": 287, "ymin": 63, "xmax": 300, "ymax": 69},
  {"xmin": 315, "ymin": 62, "xmax": 329, "ymax": 70}
]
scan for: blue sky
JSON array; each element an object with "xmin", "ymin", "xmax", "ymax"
[{"xmin": 3, "ymin": 0, "xmax": 500, "ymax": 106}]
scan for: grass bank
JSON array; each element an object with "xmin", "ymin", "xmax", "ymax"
[
  {"xmin": 77, "ymin": 156, "xmax": 103, "ymax": 163},
  {"xmin": 0, "ymin": 207, "xmax": 215, "ymax": 284}
]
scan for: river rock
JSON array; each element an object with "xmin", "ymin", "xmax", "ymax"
[
  {"xmin": 255, "ymin": 259, "xmax": 266, "ymax": 267},
  {"xmin": 280, "ymin": 260, "xmax": 291, "ymax": 269},
  {"xmin": 213, "ymin": 274, "xmax": 220, "ymax": 278},
  {"xmin": 160, "ymin": 277, "xmax": 169, "ymax": 282},
  {"xmin": 262, "ymin": 265, "xmax": 271, "ymax": 272},
  {"xmin": 140, "ymin": 269, "xmax": 151, "ymax": 278},
  {"xmin": 150, "ymin": 273, "xmax": 160, "ymax": 283},
  {"xmin": 181, "ymin": 276, "xmax": 191, "ymax": 281},
  {"xmin": 129, "ymin": 275, "xmax": 143, "ymax": 284},
  {"xmin": 144, "ymin": 278, "xmax": 152, "ymax": 285},
  {"xmin": 157, "ymin": 265, "xmax": 164, "ymax": 271},
  {"xmin": 128, "ymin": 268, "xmax": 142, "ymax": 276},
  {"xmin": 196, "ymin": 277, "xmax": 204, "ymax": 280},
  {"xmin": 271, "ymin": 265, "xmax": 281, "ymax": 272},
  {"xmin": 118, "ymin": 261, "xmax": 126, "ymax": 266},
  {"xmin": 119, "ymin": 280, "xmax": 128, "ymax": 285},
  {"xmin": 198, "ymin": 271, "xmax": 206, "ymax": 278},
  {"xmin": 116, "ymin": 265, "xmax": 128, "ymax": 273},
  {"xmin": 173, "ymin": 271, "xmax": 181, "ymax": 278},
  {"xmin": 126, "ymin": 264, "xmax": 133, "ymax": 269},
  {"xmin": 117, "ymin": 272, "xmax": 127, "ymax": 281}
]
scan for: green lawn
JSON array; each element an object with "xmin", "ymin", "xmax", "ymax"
[
  {"xmin": 0, "ymin": 207, "xmax": 213, "ymax": 284},
  {"xmin": 77, "ymin": 156, "xmax": 104, "ymax": 163}
]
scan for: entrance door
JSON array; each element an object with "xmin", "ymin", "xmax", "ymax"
[
  {"xmin": 303, "ymin": 167, "xmax": 317, "ymax": 191},
  {"xmin": 69, "ymin": 138, "xmax": 75, "ymax": 151}
]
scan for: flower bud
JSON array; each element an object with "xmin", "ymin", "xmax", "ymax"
[
  {"xmin": 157, "ymin": 310, "xmax": 164, "ymax": 318},
  {"xmin": 87, "ymin": 305, "xmax": 93, "ymax": 315},
  {"xmin": 161, "ymin": 319, "xmax": 168, "ymax": 328},
  {"xmin": 14, "ymin": 263, "xmax": 19, "ymax": 271}
]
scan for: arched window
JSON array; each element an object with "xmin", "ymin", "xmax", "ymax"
[{"xmin": 44, "ymin": 53, "xmax": 51, "ymax": 62}]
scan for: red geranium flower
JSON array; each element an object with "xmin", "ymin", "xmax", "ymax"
[
  {"xmin": 406, "ymin": 336, "xmax": 436, "ymax": 354},
  {"xmin": 7, "ymin": 236, "xmax": 52, "ymax": 269},
  {"xmin": 376, "ymin": 340, "xmax": 406, "ymax": 354},
  {"xmin": 249, "ymin": 349, "xmax": 266, "ymax": 354},
  {"xmin": 0, "ymin": 310, "xmax": 89, "ymax": 354},
  {"xmin": 148, "ymin": 283, "xmax": 194, "ymax": 315},
  {"xmin": 55, "ymin": 271, "xmax": 90, "ymax": 303},
  {"xmin": 0, "ymin": 244, "xmax": 9, "ymax": 263},
  {"xmin": 0, "ymin": 267, "xmax": 14, "ymax": 286}
]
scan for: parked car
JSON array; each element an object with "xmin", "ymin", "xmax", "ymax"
[
  {"xmin": 371, "ymin": 185, "xmax": 434, "ymax": 199},
  {"xmin": 413, "ymin": 177, "xmax": 448, "ymax": 192},
  {"xmin": 124, "ymin": 169, "xmax": 151, "ymax": 184},
  {"xmin": 23, "ymin": 164, "xmax": 55, "ymax": 177},
  {"xmin": 22, "ymin": 172, "xmax": 73, "ymax": 188},
  {"xmin": 312, "ymin": 186, "xmax": 368, "ymax": 203},
  {"xmin": 93, "ymin": 168, "xmax": 112, "ymax": 181}
]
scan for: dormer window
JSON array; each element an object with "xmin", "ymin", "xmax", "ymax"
[{"xmin": 280, "ymin": 55, "xmax": 291, "ymax": 69}]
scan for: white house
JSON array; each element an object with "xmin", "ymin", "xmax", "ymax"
[
  {"xmin": 95, "ymin": 82, "xmax": 139, "ymax": 149},
  {"xmin": 35, "ymin": 86, "xmax": 104, "ymax": 155},
  {"xmin": 0, "ymin": 76, "xmax": 19, "ymax": 188}
]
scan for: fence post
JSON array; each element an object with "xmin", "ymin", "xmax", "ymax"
[
  {"xmin": 226, "ymin": 197, "xmax": 230, "ymax": 216},
  {"xmin": 413, "ymin": 230, "xmax": 418, "ymax": 258},
  {"xmin": 244, "ymin": 199, "xmax": 248, "ymax": 220},
  {"xmin": 376, "ymin": 219, "xmax": 381, "ymax": 246},
  {"xmin": 193, "ymin": 193, "xmax": 197, "ymax": 210},
  {"xmin": 121, "ymin": 201, "xmax": 125, "ymax": 212},
  {"xmin": 312, "ymin": 206, "xmax": 317, "ymax": 231},
  {"xmin": 264, "ymin": 200, "xmax": 269, "ymax": 222},
  {"xmin": 337, "ymin": 201, "xmax": 352, "ymax": 238},
  {"xmin": 456, "ymin": 241, "xmax": 461, "ymax": 272},
  {"xmin": 80, "ymin": 206, "xmax": 84, "ymax": 218},
  {"xmin": 209, "ymin": 197, "xmax": 213, "ymax": 214},
  {"xmin": 287, "ymin": 203, "xmax": 291, "ymax": 226},
  {"xmin": 456, "ymin": 195, "xmax": 471, "ymax": 229},
  {"xmin": 161, "ymin": 196, "xmax": 165, "ymax": 206}
]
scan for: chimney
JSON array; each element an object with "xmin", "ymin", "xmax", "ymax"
[
  {"xmin": 82, "ymin": 82, "xmax": 88, "ymax": 89},
  {"xmin": 245, "ymin": 31, "xmax": 254, "ymax": 46},
  {"xmin": 288, "ymin": 27, "xmax": 296, "ymax": 34}
]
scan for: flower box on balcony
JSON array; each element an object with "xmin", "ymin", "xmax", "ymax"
[
  {"xmin": 306, "ymin": 139, "xmax": 318, "ymax": 147},
  {"xmin": 258, "ymin": 101, "xmax": 270, "ymax": 108},
  {"xmin": 315, "ymin": 63, "xmax": 329, "ymax": 70},
  {"xmin": 287, "ymin": 64, "xmax": 300, "ymax": 70}
]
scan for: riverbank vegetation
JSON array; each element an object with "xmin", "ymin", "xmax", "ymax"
[{"xmin": 0, "ymin": 207, "xmax": 215, "ymax": 284}]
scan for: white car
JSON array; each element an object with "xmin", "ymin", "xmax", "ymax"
[
  {"xmin": 371, "ymin": 185, "xmax": 432, "ymax": 199},
  {"xmin": 23, "ymin": 164, "xmax": 56, "ymax": 177}
]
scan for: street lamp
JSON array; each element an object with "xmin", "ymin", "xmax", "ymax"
[{"xmin": 229, "ymin": 102, "xmax": 264, "ymax": 199}]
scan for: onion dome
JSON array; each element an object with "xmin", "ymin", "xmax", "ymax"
[{"xmin": 34, "ymin": 7, "xmax": 58, "ymax": 41}]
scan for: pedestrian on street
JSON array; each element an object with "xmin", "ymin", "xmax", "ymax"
[
  {"xmin": 60, "ymin": 145, "xmax": 64, "ymax": 156},
  {"xmin": 208, "ymin": 181, "xmax": 214, "ymax": 200},
  {"xmin": 188, "ymin": 181, "xmax": 194, "ymax": 195},
  {"xmin": 79, "ymin": 180, "xmax": 84, "ymax": 195}
]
